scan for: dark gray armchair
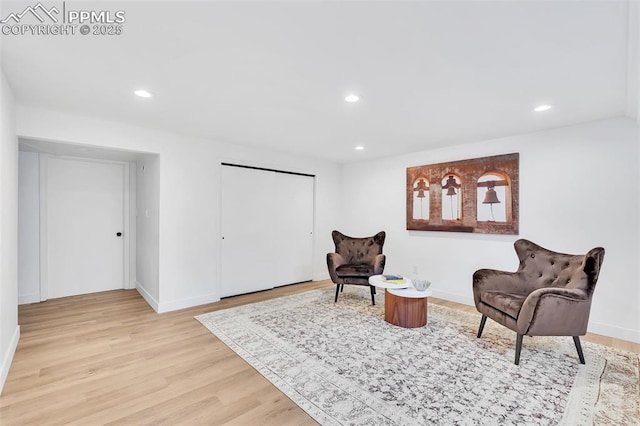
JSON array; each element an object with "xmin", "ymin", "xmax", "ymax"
[
  {"xmin": 327, "ymin": 230, "xmax": 386, "ymax": 305},
  {"xmin": 473, "ymin": 239, "xmax": 605, "ymax": 365}
]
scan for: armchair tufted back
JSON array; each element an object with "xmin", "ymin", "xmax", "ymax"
[
  {"xmin": 514, "ymin": 239, "xmax": 605, "ymax": 295},
  {"xmin": 332, "ymin": 230, "xmax": 385, "ymax": 265}
]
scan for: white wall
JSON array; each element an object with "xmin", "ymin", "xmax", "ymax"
[
  {"xmin": 0, "ymin": 70, "xmax": 20, "ymax": 393},
  {"xmin": 18, "ymin": 151, "xmax": 39, "ymax": 303},
  {"xmin": 340, "ymin": 118, "xmax": 640, "ymax": 343},
  {"xmin": 135, "ymin": 155, "xmax": 160, "ymax": 310},
  {"xmin": 16, "ymin": 106, "xmax": 342, "ymax": 313},
  {"xmin": 627, "ymin": 0, "xmax": 640, "ymax": 121},
  {"xmin": 12, "ymin": 106, "xmax": 639, "ymax": 344}
]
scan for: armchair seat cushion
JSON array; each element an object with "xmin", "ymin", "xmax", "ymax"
[
  {"xmin": 481, "ymin": 291, "xmax": 528, "ymax": 319},
  {"xmin": 335, "ymin": 264, "xmax": 375, "ymax": 278}
]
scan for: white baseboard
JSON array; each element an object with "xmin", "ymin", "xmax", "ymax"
[
  {"xmin": 135, "ymin": 281, "xmax": 159, "ymax": 312},
  {"xmin": 157, "ymin": 293, "xmax": 220, "ymax": 314},
  {"xmin": 313, "ymin": 273, "xmax": 330, "ymax": 282},
  {"xmin": 18, "ymin": 293, "xmax": 40, "ymax": 305},
  {"xmin": 431, "ymin": 289, "xmax": 474, "ymax": 307},
  {"xmin": 0, "ymin": 325, "xmax": 20, "ymax": 395},
  {"xmin": 588, "ymin": 321, "xmax": 640, "ymax": 344}
]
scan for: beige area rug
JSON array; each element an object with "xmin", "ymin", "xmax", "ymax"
[{"xmin": 196, "ymin": 287, "xmax": 639, "ymax": 425}]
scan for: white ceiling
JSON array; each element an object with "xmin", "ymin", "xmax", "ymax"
[{"xmin": 1, "ymin": 1, "xmax": 632, "ymax": 163}]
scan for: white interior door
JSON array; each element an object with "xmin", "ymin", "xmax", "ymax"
[
  {"xmin": 46, "ymin": 157, "xmax": 125, "ymax": 299},
  {"xmin": 220, "ymin": 165, "xmax": 314, "ymax": 297},
  {"xmin": 273, "ymin": 172, "xmax": 314, "ymax": 286}
]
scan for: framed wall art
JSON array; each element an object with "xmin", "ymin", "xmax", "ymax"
[{"xmin": 406, "ymin": 153, "xmax": 519, "ymax": 234}]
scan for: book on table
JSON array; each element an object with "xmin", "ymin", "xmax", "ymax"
[{"xmin": 382, "ymin": 274, "xmax": 406, "ymax": 283}]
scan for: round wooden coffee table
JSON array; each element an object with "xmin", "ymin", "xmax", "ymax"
[{"xmin": 369, "ymin": 275, "xmax": 432, "ymax": 328}]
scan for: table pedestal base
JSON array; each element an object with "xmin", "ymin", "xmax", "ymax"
[{"xmin": 384, "ymin": 291, "xmax": 428, "ymax": 328}]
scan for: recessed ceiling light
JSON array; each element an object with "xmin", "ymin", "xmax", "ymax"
[
  {"xmin": 345, "ymin": 94, "xmax": 360, "ymax": 103},
  {"xmin": 533, "ymin": 104, "xmax": 552, "ymax": 112},
  {"xmin": 134, "ymin": 89, "xmax": 152, "ymax": 98},
  {"xmin": 355, "ymin": 145, "xmax": 365, "ymax": 151}
]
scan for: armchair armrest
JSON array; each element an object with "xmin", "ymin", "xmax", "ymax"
[
  {"xmin": 327, "ymin": 252, "xmax": 346, "ymax": 283},
  {"xmin": 517, "ymin": 287, "xmax": 591, "ymax": 336},
  {"xmin": 372, "ymin": 254, "xmax": 386, "ymax": 275},
  {"xmin": 472, "ymin": 269, "xmax": 528, "ymax": 307}
]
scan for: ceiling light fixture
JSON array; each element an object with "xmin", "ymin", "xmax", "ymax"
[
  {"xmin": 533, "ymin": 104, "xmax": 552, "ymax": 112},
  {"xmin": 355, "ymin": 145, "xmax": 364, "ymax": 151},
  {"xmin": 134, "ymin": 89, "xmax": 152, "ymax": 98},
  {"xmin": 345, "ymin": 94, "xmax": 360, "ymax": 103}
]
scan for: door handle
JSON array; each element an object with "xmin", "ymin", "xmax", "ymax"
[{"xmin": 116, "ymin": 232, "xmax": 122, "ymax": 237}]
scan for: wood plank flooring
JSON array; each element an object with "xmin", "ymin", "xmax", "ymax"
[{"xmin": 1, "ymin": 281, "xmax": 638, "ymax": 425}]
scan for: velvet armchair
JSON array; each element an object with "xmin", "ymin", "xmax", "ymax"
[
  {"xmin": 327, "ymin": 230, "xmax": 386, "ymax": 305},
  {"xmin": 473, "ymin": 239, "xmax": 605, "ymax": 365}
]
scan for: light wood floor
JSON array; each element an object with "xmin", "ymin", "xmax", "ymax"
[{"xmin": 1, "ymin": 281, "xmax": 638, "ymax": 425}]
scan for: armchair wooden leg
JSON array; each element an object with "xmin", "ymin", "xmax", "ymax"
[
  {"xmin": 477, "ymin": 315, "xmax": 487, "ymax": 338},
  {"xmin": 515, "ymin": 334, "xmax": 523, "ymax": 365},
  {"xmin": 370, "ymin": 285, "xmax": 376, "ymax": 305},
  {"xmin": 334, "ymin": 284, "xmax": 340, "ymax": 303},
  {"xmin": 573, "ymin": 336, "xmax": 586, "ymax": 364},
  {"xmin": 340, "ymin": 284, "xmax": 344, "ymax": 293}
]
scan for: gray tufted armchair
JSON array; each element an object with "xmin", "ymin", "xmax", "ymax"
[
  {"xmin": 327, "ymin": 230, "xmax": 386, "ymax": 305},
  {"xmin": 473, "ymin": 239, "xmax": 605, "ymax": 365}
]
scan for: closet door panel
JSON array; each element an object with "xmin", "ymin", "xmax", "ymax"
[
  {"xmin": 272, "ymin": 172, "xmax": 314, "ymax": 286},
  {"xmin": 220, "ymin": 166, "xmax": 277, "ymax": 297}
]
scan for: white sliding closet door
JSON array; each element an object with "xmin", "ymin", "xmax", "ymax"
[
  {"xmin": 220, "ymin": 166, "xmax": 277, "ymax": 297},
  {"xmin": 220, "ymin": 165, "xmax": 314, "ymax": 298},
  {"xmin": 272, "ymin": 172, "xmax": 313, "ymax": 286}
]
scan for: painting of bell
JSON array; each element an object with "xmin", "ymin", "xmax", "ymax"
[
  {"xmin": 482, "ymin": 187, "xmax": 500, "ymax": 204},
  {"xmin": 413, "ymin": 179, "xmax": 429, "ymax": 219},
  {"xmin": 443, "ymin": 175, "xmax": 459, "ymax": 193},
  {"xmin": 441, "ymin": 175, "xmax": 461, "ymax": 220},
  {"xmin": 405, "ymin": 153, "xmax": 519, "ymax": 234},
  {"xmin": 414, "ymin": 179, "xmax": 428, "ymax": 198},
  {"xmin": 483, "ymin": 186, "xmax": 500, "ymax": 221}
]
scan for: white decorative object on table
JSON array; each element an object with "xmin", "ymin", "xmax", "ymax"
[{"xmin": 411, "ymin": 279, "xmax": 431, "ymax": 291}]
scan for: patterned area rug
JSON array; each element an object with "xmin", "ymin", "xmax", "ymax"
[{"xmin": 195, "ymin": 287, "xmax": 639, "ymax": 425}]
